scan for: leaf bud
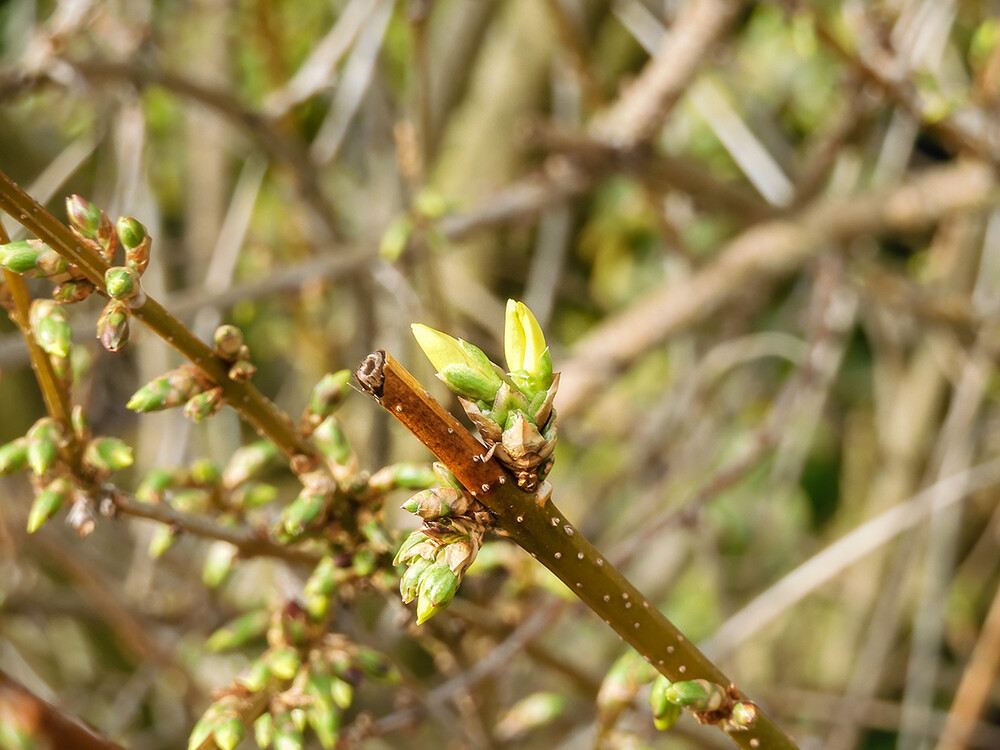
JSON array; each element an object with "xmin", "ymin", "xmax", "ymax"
[
  {"xmin": 184, "ymin": 387, "xmax": 224, "ymax": 422},
  {"xmin": 29, "ymin": 299, "xmax": 71, "ymax": 358},
  {"xmin": 83, "ymin": 436, "xmax": 134, "ymax": 475},
  {"xmin": 96, "ymin": 300, "xmax": 130, "ymax": 352},
  {"xmin": 27, "ymin": 477, "xmax": 72, "ymax": 532},
  {"xmin": 0, "ymin": 438, "xmax": 29, "ymax": 475},
  {"xmin": 307, "ymin": 370, "xmax": 353, "ymax": 417},
  {"xmin": 213, "ymin": 324, "xmax": 244, "ymax": 360},
  {"xmin": 117, "ymin": 217, "xmax": 150, "ymax": 275},
  {"xmin": 223, "ymin": 440, "xmax": 279, "ymax": 487}
]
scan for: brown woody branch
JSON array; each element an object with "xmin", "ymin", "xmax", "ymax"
[{"xmin": 355, "ymin": 351, "xmax": 800, "ymax": 750}]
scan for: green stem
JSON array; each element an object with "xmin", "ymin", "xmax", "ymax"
[
  {"xmin": 355, "ymin": 351, "xmax": 799, "ymax": 750},
  {"xmin": 0, "ymin": 168, "xmax": 315, "ymax": 462}
]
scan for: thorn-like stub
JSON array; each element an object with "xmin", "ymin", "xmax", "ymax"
[{"xmin": 356, "ymin": 350, "xmax": 386, "ymax": 398}]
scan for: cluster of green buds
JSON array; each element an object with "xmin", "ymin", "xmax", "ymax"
[
  {"xmin": 0, "ymin": 416, "xmax": 132, "ymax": 536},
  {"xmin": 213, "ymin": 324, "xmax": 257, "ymax": 382},
  {"xmin": 193, "ymin": 600, "xmax": 398, "ymax": 750},
  {"xmin": 277, "ymin": 470, "xmax": 335, "ymax": 542},
  {"xmin": 28, "ymin": 299, "xmax": 71, "ymax": 374},
  {"xmin": 393, "ymin": 462, "xmax": 492, "ymax": 624},
  {"xmin": 412, "ymin": 299, "xmax": 558, "ymax": 490},
  {"xmin": 137, "ymin": 449, "xmax": 280, "ymax": 560},
  {"xmin": 0, "ymin": 195, "xmax": 155, "ymax": 352},
  {"xmin": 648, "ymin": 675, "xmax": 757, "ymax": 733},
  {"xmin": 127, "ymin": 363, "xmax": 225, "ymax": 423}
]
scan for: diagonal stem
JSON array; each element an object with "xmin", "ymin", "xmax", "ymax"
[
  {"xmin": 355, "ymin": 350, "xmax": 800, "ymax": 750},
  {"xmin": 0, "ymin": 168, "xmax": 315, "ymax": 462}
]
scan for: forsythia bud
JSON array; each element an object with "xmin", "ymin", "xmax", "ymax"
[
  {"xmin": 213, "ymin": 324, "xmax": 243, "ymax": 360},
  {"xmin": 105, "ymin": 266, "xmax": 143, "ymax": 304},
  {"xmin": 29, "ymin": 299, "xmax": 71, "ymax": 358},
  {"xmin": 0, "ymin": 438, "xmax": 29, "ymax": 475},
  {"xmin": 117, "ymin": 217, "xmax": 150, "ymax": 275},
  {"xmin": 83, "ymin": 436, "xmax": 134, "ymax": 475},
  {"xmin": 27, "ymin": 478, "xmax": 72, "ymax": 533},
  {"xmin": 97, "ymin": 300, "xmax": 130, "ymax": 352},
  {"xmin": 307, "ymin": 370, "xmax": 353, "ymax": 417},
  {"xmin": 184, "ymin": 387, "xmax": 224, "ymax": 422}
]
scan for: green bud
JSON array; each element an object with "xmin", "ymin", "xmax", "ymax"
[
  {"xmin": 117, "ymin": 217, "xmax": 150, "ymax": 275},
  {"xmin": 190, "ymin": 458, "xmax": 221, "ymax": 487},
  {"xmin": 105, "ymin": 266, "xmax": 143, "ymax": 303},
  {"xmin": 26, "ymin": 418, "xmax": 63, "ymax": 476},
  {"xmin": 664, "ymin": 679, "xmax": 724, "ymax": 712},
  {"xmin": 148, "ymin": 523, "xmax": 178, "ymax": 558},
  {"xmin": 360, "ymin": 518, "xmax": 393, "ymax": 552},
  {"xmin": 356, "ymin": 647, "xmax": 397, "ymax": 682},
  {"xmin": 308, "ymin": 370, "xmax": 353, "ymax": 417},
  {"xmin": 306, "ymin": 674, "xmax": 341, "ymax": 748},
  {"xmin": 29, "ymin": 299, "xmax": 71, "ymax": 359},
  {"xmin": 83, "ymin": 436, "xmax": 134, "ymax": 474},
  {"xmin": 495, "ymin": 692, "xmax": 566, "ymax": 741},
  {"xmin": 432, "ymin": 462, "xmax": 464, "ymax": 491},
  {"xmin": 213, "ymin": 716, "xmax": 245, "ymax": 750},
  {"xmin": 202, "ymin": 541, "xmax": 237, "ymax": 588},
  {"xmin": 171, "ymin": 488, "xmax": 211, "ymax": 514},
  {"xmin": 0, "ymin": 240, "xmax": 46, "ymax": 274},
  {"xmin": 116, "ymin": 215, "xmax": 147, "ymax": 249},
  {"xmin": 379, "ymin": 214, "xmax": 412, "ymax": 262},
  {"xmin": 414, "ymin": 188, "xmax": 449, "ymax": 218},
  {"xmin": 305, "ymin": 556, "xmax": 339, "ymax": 599},
  {"xmin": 52, "ymin": 280, "xmax": 94, "ymax": 303},
  {"xmin": 223, "ymin": 441, "xmax": 279, "ymax": 487},
  {"xmin": 239, "ymin": 658, "xmax": 271, "ymax": 693},
  {"xmin": 127, "ymin": 368, "xmax": 200, "ymax": 412},
  {"xmin": 230, "ymin": 481, "xmax": 278, "ymax": 509},
  {"xmin": 137, "ymin": 468, "xmax": 182, "ymax": 503},
  {"xmin": 411, "ymin": 323, "xmax": 503, "ymax": 401},
  {"xmin": 184, "ymin": 387, "xmax": 224, "ymax": 422},
  {"xmin": 187, "ymin": 714, "xmax": 216, "ymax": 750},
  {"xmin": 282, "ymin": 490, "xmax": 327, "ymax": 536},
  {"xmin": 649, "ymin": 674, "xmax": 681, "ymax": 730},
  {"xmin": 729, "ymin": 701, "xmax": 758, "ymax": 729},
  {"xmin": 254, "ymin": 712, "xmax": 275, "ymax": 748},
  {"xmin": 393, "ymin": 528, "xmax": 432, "ymax": 566},
  {"xmin": 0, "ymin": 438, "xmax": 29, "ymax": 475},
  {"xmin": 437, "ymin": 363, "xmax": 503, "ymax": 402},
  {"xmin": 352, "ymin": 548, "xmax": 377, "ymax": 577},
  {"xmin": 330, "ymin": 677, "xmax": 353, "ymax": 710},
  {"xmin": 504, "ymin": 300, "xmax": 549, "ymax": 382},
  {"xmin": 97, "ymin": 300, "xmax": 130, "ymax": 353},
  {"xmin": 207, "ymin": 609, "xmax": 271, "ymax": 652},
  {"xmin": 400, "ymin": 555, "xmax": 433, "ymax": 603},
  {"xmin": 273, "ymin": 711, "xmax": 304, "ymax": 750},
  {"xmin": 27, "ymin": 478, "xmax": 71, "ymax": 533},
  {"xmin": 311, "ymin": 416, "xmax": 352, "ymax": 465},
  {"xmin": 213, "ymin": 324, "xmax": 243, "ymax": 360},
  {"xmin": 401, "ymin": 487, "xmax": 468, "ymax": 521},
  {"xmin": 67, "ymin": 195, "xmax": 103, "ymax": 238},
  {"xmin": 415, "ymin": 564, "xmax": 459, "ymax": 624},
  {"xmin": 597, "ymin": 650, "xmax": 659, "ymax": 725},
  {"xmin": 267, "ymin": 646, "xmax": 301, "ymax": 680},
  {"xmin": 228, "ymin": 358, "xmax": 257, "ymax": 382},
  {"xmin": 70, "ymin": 405, "xmax": 89, "ymax": 441}
]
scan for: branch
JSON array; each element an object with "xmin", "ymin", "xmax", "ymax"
[
  {"xmin": 556, "ymin": 160, "xmax": 999, "ymax": 418},
  {"xmin": 0, "ymin": 670, "xmax": 130, "ymax": 750},
  {"xmin": 591, "ymin": 0, "xmax": 746, "ymax": 148},
  {"xmin": 0, "ymin": 168, "xmax": 317, "ymax": 463},
  {"xmin": 107, "ymin": 489, "xmax": 322, "ymax": 566},
  {"xmin": 355, "ymin": 351, "xmax": 800, "ymax": 750}
]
